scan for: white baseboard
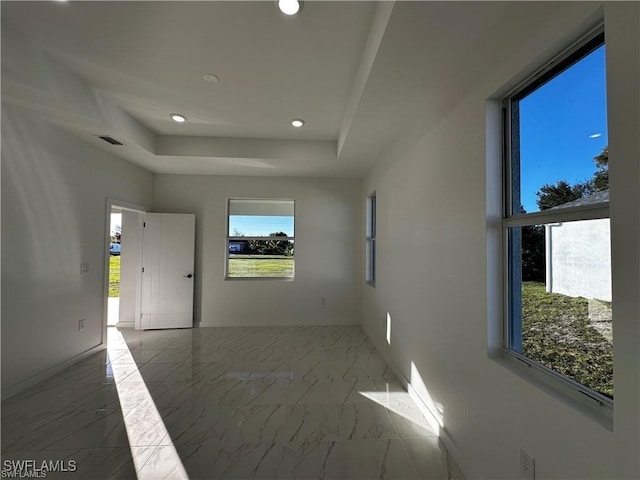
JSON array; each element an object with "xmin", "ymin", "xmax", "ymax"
[
  {"xmin": 1, "ymin": 344, "xmax": 106, "ymax": 401},
  {"xmin": 115, "ymin": 321, "xmax": 135, "ymax": 329},
  {"xmin": 360, "ymin": 322, "xmax": 465, "ymax": 477},
  {"xmin": 198, "ymin": 319, "xmax": 360, "ymax": 328}
]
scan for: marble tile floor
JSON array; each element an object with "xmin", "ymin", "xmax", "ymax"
[{"xmin": 2, "ymin": 326, "xmax": 464, "ymax": 480}]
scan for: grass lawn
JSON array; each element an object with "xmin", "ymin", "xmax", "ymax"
[
  {"xmin": 228, "ymin": 255, "xmax": 294, "ymax": 278},
  {"xmin": 522, "ymin": 281, "xmax": 613, "ymax": 397},
  {"xmin": 109, "ymin": 255, "xmax": 120, "ymax": 297}
]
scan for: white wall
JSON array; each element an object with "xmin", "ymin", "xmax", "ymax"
[
  {"xmin": 1, "ymin": 104, "xmax": 153, "ymax": 394},
  {"xmin": 152, "ymin": 174, "xmax": 362, "ymax": 327},
  {"xmin": 362, "ymin": 2, "xmax": 638, "ymax": 479}
]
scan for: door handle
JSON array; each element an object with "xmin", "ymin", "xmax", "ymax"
[{"xmin": 184, "ymin": 274, "xmax": 193, "ymax": 279}]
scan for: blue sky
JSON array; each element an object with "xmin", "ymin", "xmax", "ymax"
[
  {"xmin": 229, "ymin": 215, "xmax": 294, "ymax": 237},
  {"xmin": 519, "ymin": 45, "xmax": 607, "ymax": 213}
]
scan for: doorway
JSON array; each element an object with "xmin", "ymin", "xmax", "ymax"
[
  {"xmin": 107, "ymin": 208, "xmax": 122, "ymax": 326},
  {"xmin": 103, "ymin": 201, "xmax": 195, "ymax": 337},
  {"xmin": 104, "ymin": 200, "xmax": 146, "ymax": 338}
]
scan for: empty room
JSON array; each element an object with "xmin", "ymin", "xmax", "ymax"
[{"xmin": 2, "ymin": 1, "xmax": 639, "ymax": 479}]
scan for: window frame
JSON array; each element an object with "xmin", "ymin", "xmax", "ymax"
[
  {"xmin": 366, "ymin": 192, "xmax": 376, "ymax": 286},
  {"xmin": 501, "ymin": 27, "xmax": 613, "ymax": 411},
  {"xmin": 225, "ymin": 198, "xmax": 295, "ymax": 280}
]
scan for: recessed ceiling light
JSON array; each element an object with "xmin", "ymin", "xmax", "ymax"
[
  {"xmin": 278, "ymin": 0, "xmax": 301, "ymax": 15},
  {"xmin": 170, "ymin": 113, "xmax": 187, "ymax": 123},
  {"xmin": 203, "ymin": 73, "xmax": 219, "ymax": 84},
  {"xmin": 291, "ymin": 119, "xmax": 305, "ymax": 128}
]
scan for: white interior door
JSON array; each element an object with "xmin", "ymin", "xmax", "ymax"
[{"xmin": 141, "ymin": 213, "xmax": 195, "ymax": 329}]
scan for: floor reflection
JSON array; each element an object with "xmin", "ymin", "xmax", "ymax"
[{"xmin": 2, "ymin": 325, "xmax": 463, "ymax": 479}]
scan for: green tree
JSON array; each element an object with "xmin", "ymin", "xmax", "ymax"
[
  {"xmin": 248, "ymin": 232, "xmax": 293, "ymax": 256},
  {"xmin": 536, "ymin": 180, "xmax": 593, "ymax": 210},
  {"xmin": 110, "ymin": 224, "xmax": 121, "ymax": 243},
  {"xmin": 266, "ymin": 232, "xmax": 293, "ymax": 256},
  {"xmin": 522, "ymin": 224, "xmax": 545, "ymax": 282},
  {"xmin": 592, "ymin": 146, "xmax": 609, "ymax": 191},
  {"xmin": 535, "ymin": 146, "xmax": 609, "ymax": 210}
]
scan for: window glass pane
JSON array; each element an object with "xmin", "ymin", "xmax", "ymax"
[
  {"xmin": 228, "ymin": 199, "xmax": 294, "ymax": 216},
  {"xmin": 229, "ymin": 215, "xmax": 294, "ymax": 237},
  {"xmin": 227, "ymin": 199, "xmax": 294, "ymax": 278},
  {"xmin": 366, "ymin": 193, "xmax": 376, "ymax": 284},
  {"xmin": 366, "ymin": 239, "xmax": 375, "ymax": 284},
  {"xmin": 372, "ymin": 240, "xmax": 375, "ymax": 282},
  {"xmin": 228, "ymin": 242, "xmax": 295, "ymax": 278},
  {"xmin": 228, "ymin": 199, "xmax": 294, "ymax": 237},
  {"xmin": 511, "ymin": 45, "xmax": 608, "ymax": 215},
  {"xmin": 508, "ymin": 219, "xmax": 612, "ymax": 398}
]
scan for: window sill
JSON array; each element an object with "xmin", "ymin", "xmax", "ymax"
[{"xmin": 490, "ymin": 349, "xmax": 613, "ymax": 430}]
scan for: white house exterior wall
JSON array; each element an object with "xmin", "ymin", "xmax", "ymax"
[{"xmin": 546, "ymin": 219, "xmax": 611, "ymax": 301}]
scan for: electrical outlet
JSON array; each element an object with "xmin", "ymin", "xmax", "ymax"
[
  {"xmin": 80, "ymin": 264, "xmax": 89, "ymax": 275},
  {"xmin": 321, "ymin": 297, "xmax": 327, "ymax": 306},
  {"xmin": 520, "ymin": 448, "xmax": 535, "ymax": 480},
  {"xmin": 78, "ymin": 319, "xmax": 85, "ymax": 331}
]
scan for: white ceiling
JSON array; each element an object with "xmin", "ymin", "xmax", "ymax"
[{"xmin": 1, "ymin": 1, "xmax": 545, "ymax": 178}]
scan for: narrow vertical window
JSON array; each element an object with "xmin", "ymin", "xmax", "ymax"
[
  {"xmin": 503, "ymin": 31, "xmax": 612, "ymax": 401},
  {"xmin": 226, "ymin": 199, "xmax": 295, "ymax": 279},
  {"xmin": 366, "ymin": 193, "xmax": 376, "ymax": 285}
]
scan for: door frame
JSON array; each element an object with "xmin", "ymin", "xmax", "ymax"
[{"xmin": 102, "ymin": 198, "xmax": 148, "ymax": 343}]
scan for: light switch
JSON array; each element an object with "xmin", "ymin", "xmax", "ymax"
[{"xmin": 81, "ymin": 264, "xmax": 89, "ymax": 275}]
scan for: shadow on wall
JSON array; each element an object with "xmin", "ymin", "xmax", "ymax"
[{"xmin": 2, "ymin": 107, "xmax": 84, "ymax": 289}]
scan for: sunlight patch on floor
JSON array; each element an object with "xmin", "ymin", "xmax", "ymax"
[
  {"xmin": 357, "ymin": 379, "xmax": 441, "ymax": 438},
  {"xmin": 108, "ymin": 328, "xmax": 188, "ymax": 479}
]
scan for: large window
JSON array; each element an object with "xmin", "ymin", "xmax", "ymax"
[
  {"xmin": 503, "ymin": 31, "xmax": 612, "ymax": 402},
  {"xmin": 366, "ymin": 193, "xmax": 376, "ymax": 285},
  {"xmin": 226, "ymin": 199, "xmax": 295, "ymax": 279}
]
